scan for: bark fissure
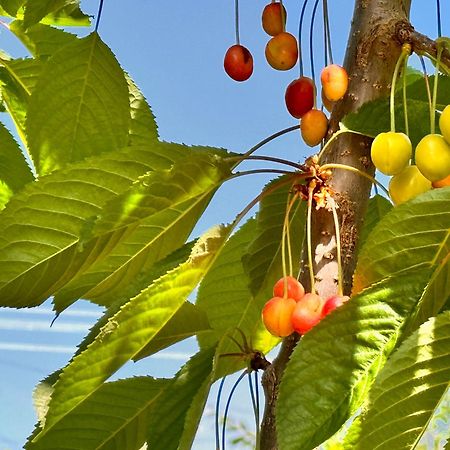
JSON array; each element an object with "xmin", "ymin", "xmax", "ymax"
[{"xmin": 259, "ymin": 1, "xmax": 417, "ymax": 448}]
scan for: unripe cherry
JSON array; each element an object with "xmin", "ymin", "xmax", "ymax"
[
  {"xmin": 301, "ymin": 109, "xmax": 328, "ymax": 147},
  {"xmin": 291, "ymin": 293, "xmax": 323, "ymax": 335},
  {"xmin": 321, "ymin": 64, "xmax": 348, "ymax": 102},
  {"xmin": 224, "ymin": 45, "xmax": 253, "ymax": 82},
  {"xmin": 261, "ymin": 2, "xmax": 287, "ymax": 36},
  {"xmin": 284, "ymin": 76, "xmax": 315, "ymax": 119},
  {"xmin": 262, "ymin": 296, "xmax": 297, "ymax": 337},
  {"xmin": 265, "ymin": 32, "xmax": 298, "ymax": 71},
  {"xmin": 389, "ymin": 165, "xmax": 432, "ymax": 205},
  {"xmin": 370, "ymin": 131, "xmax": 412, "ymax": 176},
  {"xmin": 273, "ymin": 276, "xmax": 305, "ymax": 301}
]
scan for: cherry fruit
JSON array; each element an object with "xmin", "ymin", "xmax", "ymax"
[
  {"xmin": 262, "ymin": 2, "xmax": 287, "ymax": 36},
  {"xmin": 291, "ymin": 293, "xmax": 323, "ymax": 335},
  {"xmin": 285, "ymin": 76, "xmax": 315, "ymax": 118},
  {"xmin": 439, "ymin": 105, "xmax": 450, "ymax": 144},
  {"xmin": 432, "ymin": 174, "xmax": 450, "ymax": 188},
  {"xmin": 262, "ymin": 296, "xmax": 296, "ymax": 337},
  {"xmin": 370, "ymin": 131, "xmax": 412, "ymax": 176},
  {"xmin": 301, "ymin": 109, "xmax": 328, "ymax": 147},
  {"xmin": 321, "ymin": 64, "xmax": 348, "ymax": 102},
  {"xmin": 265, "ymin": 32, "xmax": 298, "ymax": 71},
  {"xmin": 321, "ymin": 295, "xmax": 349, "ymax": 318},
  {"xmin": 273, "ymin": 276, "xmax": 305, "ymax": 301},
  {"xmin": 321, "ymin": 88, "xmax": 335, "ymax": 112},
  {"xmin": 389, "ymin": 165, "xmax": 432, "ymax": 205},
  {"xmin": 415, "ymin": 134, "xmax": 450, "ymax": 182},
  {"xmin": 224, "ymin": 45, "xmax": 253, "ymax": 82}
]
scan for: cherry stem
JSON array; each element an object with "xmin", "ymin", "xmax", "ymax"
[
  {"xmin": 298, "ymin": 0, "xmax": 310, "ymax": 77},
  {"xmin": 286, "ymin": 194, "xmax": 298, "ymax": 277},
  {"xmin": 317, "ymin": 127, "xmax": 367, "ymax": 161},
  {"xmin": 431, "ymin": 45, "xmax": 443, "ymax": 135},
  {"xmin": 309, "ymin": 0, "xmax": 320, "ymax": 86},
  {"xmin": 215, "ymin": 376, "xmax": 227, "ymax": 450},
  {"xmin": 437, "ymin": 0, "xmax": 442, "ymax": 38},
  {"xmin": 402, "ymin": 53, "xmax": 410, "ymax": 137},
  {"xmin": 242, "ymin": 125, "xmax": 300, "ymax": 160},
  {"xmin": 321, "ymin": 163, "xmax": 390, "ymax": 197},
  {"xmin": 227, "ymin": 154, "xmax": 302, "ymax": 170},
  {"xmin": 322, "ymin": 0, "xmax": 327, "ymax": 67},
  {"xmin": 307, "ymin": 183, "xmax": 316, "ymax": 293},
  {"xmin": 254, "ymin": 371, "xmax": 260, "ymax": 449},
  {"xmin": 222, "ymin": 370, "xmax": 248, "ymax": 450},
  {"xmin": 323, "ymin": 0, "xmax": 334, "ymax": 64},
  {"xmin": 281, "ymin": 192, "xmax": 291, "ymax": 290},
  {"xmin": 234, "ymin": 0, "xmax": 240, "ymax": 45},
  {"xmin": 229, "ymin": 169, "xmax": 293, "ymax": 181},
  {"xmin": 419, "ymin": 55, "xmax": 434, "ymax": 136},
  {"xmin": 390, "ymin": 44, "xmax": 411, "ymax": 133},
  {"xmin": 247, "ymin": 371, "xmax": 260, "ymax": 450},
  {"xmin": 330, "ymin": 197, "xmax": 343, "ymax": 296},
  {"xmin": 95, "ymin": 0, "xmax": 104, "ymax": 32}
]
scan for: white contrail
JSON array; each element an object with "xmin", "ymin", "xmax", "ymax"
[
  {"xmin": 0, "ymin": 307, "xmax": 101, "ymax": 318},
  {"xmin": 0, "ymin": 342, "xmax": 191, "ymax": 360},
  {"xmin": 0, "ymin": 319, "xmax": 91, "ymax": 333}
]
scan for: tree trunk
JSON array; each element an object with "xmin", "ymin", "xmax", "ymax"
[{"xmin": 259, "ymin": 1, "xmax": 413, "ymax": 448}]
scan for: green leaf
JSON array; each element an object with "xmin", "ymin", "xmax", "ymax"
[
  {"xmin": 0, "ymin": 141, "xmax": 195, "ymax": 308},
  {"xmin": 32, "ymin": 225, "xmax": 231, "ymax": 441},
  {"xmin": 344, "ymin": 312, "xmax": 450, "ymax": 450},
  {"xmin": 27, "ymin": 32, "xmax": 130, "ymax": 175},
  {"xmin": 353, "ymin": 188, "xmax": 450, "ymax": 294},
  {"xmin": 0, "ymin": 120, "xmax": 34, "ymax": 198},
  {"xmin": 10, "ymin": 20, "xmax": 78, "ymax": 58},
  {"xmin": 22, "ymin": 0, "xmax": 89, "ymax": 27},
  {"xmin": 0, "ymin": 0, "xmax": 23, "ymax": 16},
  {"xmin": 146, "ymin": 346, "xmax": 217, "ymax": 450},
  {"xmin": 26, "ymin": 376, "xmax": 170, "ymax": 450},
  {"xmin": 52, "ymin": 151, "xmax": 232, "ymax": 310},
  {"xmin": 277, "ymin": 269, "xmax": 430, "ymax": 450},
  {"xmin": 343, "ymin": 76, "xmax": 450, "ymax": 147},
  {"xmin": 358, "ymin": 194, "xmax": 393, "ymax": 253}
]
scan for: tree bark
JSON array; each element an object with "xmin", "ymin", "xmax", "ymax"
[{"xmin": 260, "ymin": 1, "xmax": 413, "ymax": 448}]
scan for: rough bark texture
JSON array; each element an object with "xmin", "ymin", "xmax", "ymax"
[{"xmin": 260, "ymin": 1, "xmax": 414, "ymax": 448}]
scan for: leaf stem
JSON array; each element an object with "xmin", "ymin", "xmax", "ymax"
[{"xmin": 320, "ymin": 163, "xmax": 390, "ymax": 197}]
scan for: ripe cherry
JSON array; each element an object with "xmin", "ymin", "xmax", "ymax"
[
  {"xmin": 321, "ymin": 88, "xmax": 335, "ymax": 112},
  {"xmin": 389, "ymin": 165, "xmax": 432, "ymax": 205},
  {"xmin": 262, "ymin": 296, "xmax": 296, "ymax": 337},
  {"xmin": 370, "ymin": 131, "xmax": 412, "ymax": 176},
  {"xmin": 439, "ymin": 105, "xmax": 450, "ymax": 144},
  {"xmin": 321, "ymin": 64, "xmax": 348, "ymax": 102},
  {"xmin": 301, "ymin": 109, "xmax": 328, "ymax": 147},
  {"xmin": 321, "ymin": 295, "xmax": 349, "ymax": 318},
  {"xmin": 262, "ymin": 2, "xmax": 287, "ymax": 36},
  {"xmin": 273, "ymin": 276, "xmax": 305, "ymax": 301},
  {"xmin": 265, "ymin": 32, "xmax": 298, "ymax": 71},
  {"xmin": 285, "ymin": 76, "xmax": 315, "ymax": 118},
  {"xmin": 415, "ymin": 134, "xmax": 450, "ymax": 182},
  {"xmin": 291, "ymin": 293, "xmax": 323, "ymax": 335},
  {"xmin": 224, "ymin": 45, "xmax": 253, "ymax": 82},
  {"xmin": 432, "ymin": 174, "xmax": 450, "ymax": 188}
]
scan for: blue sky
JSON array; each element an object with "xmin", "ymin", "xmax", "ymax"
[{"xmin": 0, "ymin": 1, "xmax": 447, "ymax": 448}]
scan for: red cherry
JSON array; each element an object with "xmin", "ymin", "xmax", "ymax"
[
  {"xmin": 262, "ymin": 296, "xmax": 296, "ymax": 337},
  {"xmin": 273, "ymin": 276, "xmax": 305, "ymax": 301},
  {"xmin": 224, "ymin": 44, "xmax": 253, "ymax": 82},
  {"xmin": 291, "ymin": 293, "xmax": 323, "ymax": 334},
  {"xmin": 321, "ymin": 295, "xmax": 350, "ymax": 318},
  {"xmin": 285, "ymin": 76, "xmax": 315, "ymax": 119}
]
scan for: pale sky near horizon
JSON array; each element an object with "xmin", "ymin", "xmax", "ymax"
[{"xmin": 0, "ymin": 1, "xmax": 446, "ymax": 448}]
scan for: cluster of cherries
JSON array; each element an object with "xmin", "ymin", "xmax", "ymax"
[
  {"xmin": 262, "ymin": 276, "xmax": 349, "ymax": 337},
  {"xmin": 223, "ymin": 1, "xmax": 349, "ymax": 147},
  {"xmin": 372, "ymin": 104, "xmax": 450, "ymax": 204}
]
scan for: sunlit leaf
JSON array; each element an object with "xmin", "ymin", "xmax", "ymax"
[
  {"xmin": 277, "ymin": 269, "xmax": 430, "ymax": 450},
  {"xmin": 344, "ymin": 312, "xmax": 450, "ymax": 450},
  {"xmin": 26, "ymin": 33, "xmax": 130, "ymax": 175}
]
